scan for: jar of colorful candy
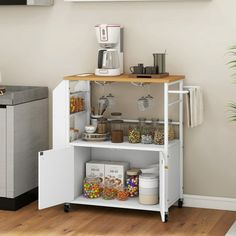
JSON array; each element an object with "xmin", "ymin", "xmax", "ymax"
[
  {"xmin": 126, "ymin": 169, "xmax": 140, "ymax": 197},
  {"xmin": 102, "ymin": 182, "xmax": 117, "ymax": 200},
  {"xmin": 116, "ymin": 186, "xmax": 129, "ymax": 201},
  {"xmin": 83, "ymin": 177, "xmax": 102, "ymax": 199}
]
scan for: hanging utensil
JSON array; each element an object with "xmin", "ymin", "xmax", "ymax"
[
  {"xmin": 137, "ymin": 96, "xmax": 149, "ymax": 111},
  {"xmin": 106, "ymin": 93, "xmax": 115, "ymax": 108},
  {"xmin": 98, "ymin": 95, "xmax": 109, "ymax": 115}
]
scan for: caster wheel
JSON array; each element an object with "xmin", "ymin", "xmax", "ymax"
[
  {"xmin": 64, "ymin": 203, "xmax": 71, "ymax": 213},
  {"xmin": 178, "ymin": 199, "xmax": 183, "ymax": 208},
  {"xmin": 164, "ymin": 213, "xmax": 169, "ymax": 223}
]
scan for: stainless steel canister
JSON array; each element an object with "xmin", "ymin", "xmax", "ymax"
[{"xmin": 153, "ymin": 53, "xmax": 166, "ymax": 74}]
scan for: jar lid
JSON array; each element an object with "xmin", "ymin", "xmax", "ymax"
[
  {"xmin": 111, "ymin": 119, "xmax": 124, "ymax": 123},
  {"xmin": 127, "ymin": 168, "xmax": 141, "ymax": 175},
  {"xmin": 85, "ymin": 177, "xmax": 101, "ymax": 183},
  {"xmin": 111, "ymin": 112, "xmax": 122, "ymax": 117},
  {"xmin": 140, "ymin": 173, "xmax": 158, "ymax": 179}
]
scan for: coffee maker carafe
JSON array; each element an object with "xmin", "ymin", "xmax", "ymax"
[{"xmin": 95, "ymin": 24, "xmax": 123, "ymax": 76}]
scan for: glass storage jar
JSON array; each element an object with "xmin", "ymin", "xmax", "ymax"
[
  {"xmin": 102, "ymin": 182, "xmax": 117, "ymax": 200},
  {"xmin": 83, "ymin": 177, "xmax": 102, "ymax": 199},
  {"xmin": 97, "ymin": 118, "xmax": 108, "ymax": 134},
  {"xmin": 154, "ymin": 119, "xmax": 175, "ymax": 145},
  {"xmin": 116, "ymin": 186, "xmax": 129, "ymax": 201},
  {"xmin": 70, "ymin": 96, "xmax": 77, "ymax": 114},
  {"xmin": 111, "ymin": 120, "xmax": 124, "ymax": 143},
  {"xmin": 140, "ymin": 118, "xmax": 153, "ymax": 144},
  {"xmin": 128, "ymin": 124, "xmax": 141, "ymax": 144},
  {"xmin": 77, "ymin": 96, "xmax": 85, "ymax": 112},
  {"xmin": 168, "ymin": 119, "xmax": 175, "ymax": 140},
  {"xmin": 150, "ymin": 118, "xmax": 159, "ymax": 138},
  {"xmin": 126, "ymin": 169, "xmax": 140, "ymax": 197}
]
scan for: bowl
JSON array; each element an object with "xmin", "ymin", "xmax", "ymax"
[{"xmin": 85, "ymin": 125, "xmax": 96, "ymax": 134}]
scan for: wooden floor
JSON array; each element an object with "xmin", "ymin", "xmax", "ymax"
[{"xmin": 0, "ymin": 202, "xmax": 235, "ymax": 236}]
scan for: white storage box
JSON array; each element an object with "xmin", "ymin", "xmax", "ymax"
[
  {"xmin": 105, "ymin": 161, "xmax": 129, "ymax": 189},
  {"xmin": 86, "ymin": 161, "xmax": 105, "ymax": 183}
]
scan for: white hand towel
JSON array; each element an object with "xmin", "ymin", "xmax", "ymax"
[{"xmin": 185, "ymin": 86, "xmax": 204, "ymax": 128}]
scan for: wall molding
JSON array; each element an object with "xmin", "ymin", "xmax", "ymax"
[{"xmin": 183, "ymin": 194, "xmax": 236, "ymax": 211}]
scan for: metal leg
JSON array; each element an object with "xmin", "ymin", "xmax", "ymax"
[
  {"xmin": 64, "ymin": 203, "xmax": 71, "ymax": 213},
  {"xmin": 160, "ymin": 151, "xmax": 169, "ymax": 222},
  {"xmin": 178, "ymin": 198, "xmax": 184, "ymax": 208}
]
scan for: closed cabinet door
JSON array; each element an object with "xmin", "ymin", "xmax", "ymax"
[
  {"xmin": 39, "ymin": 147, "xmax": 74, "ymax": 209},
  {"xmin": 0, "ymin": 107, "xmax": 7, "ymax": 197}
]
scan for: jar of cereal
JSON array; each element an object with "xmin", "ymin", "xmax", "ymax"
[{"xmin": 128, "ymin": 126, "xmax": 141, "ymax": 143}]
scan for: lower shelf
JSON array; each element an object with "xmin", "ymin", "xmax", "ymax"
[{"xmin": 71, "ymin": 195, "xmax": 160, "ymax": 212}]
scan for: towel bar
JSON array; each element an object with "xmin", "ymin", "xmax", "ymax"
[{"xmin": 168, "ymin": 90, "xmax": 189, "ymax": 94}]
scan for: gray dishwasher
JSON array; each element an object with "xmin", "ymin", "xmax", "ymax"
[{"xmin": 0, "ymin": 86, "xmax": 48, "ymax": 210}]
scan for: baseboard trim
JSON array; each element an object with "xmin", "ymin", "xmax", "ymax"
[
  {"xmin": 183, "ymin": 194, "xmax": 236, "ymax": 211},
  {"xmin": 0, "ymin": 188, "xmax": 38, "ymax": 211}
]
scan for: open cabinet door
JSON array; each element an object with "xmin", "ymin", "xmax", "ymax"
[{"xmin": 39, "ymin": 147, "xmax": 74, "ymax": 209}]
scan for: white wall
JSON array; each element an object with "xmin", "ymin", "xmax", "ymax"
[{"xmin": 0, "ymin": 0, "xmax": 236, "ymax": 198}]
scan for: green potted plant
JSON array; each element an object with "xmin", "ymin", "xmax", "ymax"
[{"xmin": 228, "ymin": 45, "xmax": 236, "ymax": 121}]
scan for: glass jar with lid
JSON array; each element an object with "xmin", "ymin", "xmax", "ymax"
[
  {"xmin": 139, "ymin": 118, "xmax": 153, "ymax": 144},
  {"xmin": 154, "ymin": 119, "xmax": 175, "ymax": 145},
  {"xmin": 102, "ymin": 182, "xmax": 117, "ymax": 200},
  {"xmin": 168, "ymin": 119, "xmax": 175, "ymax": 140},
  {"xmin": 111, "ymin": 120, "xmax": 124, "ymax": 143},
  {"xmin": 126, "ymin": 169, "xmax": 140, "ymax": 197},
  {"xmin": 128, "ymin": 125, "xmax": 141, "ymax": 143},
  {"xmin": 150, "ymin": 118, "xmax": 159, "ymax": 138},
  {"xmin": 116, "ymin": 186, "xmax": 129, "ymax": 201},
  {"xmin": 83, "ymin": 177, "xmax": 102, "ymax": 199}
]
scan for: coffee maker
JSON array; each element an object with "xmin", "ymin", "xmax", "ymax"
[{"xmin": 95, "ymin": 24, "xmax": 123, "ymax": 76}]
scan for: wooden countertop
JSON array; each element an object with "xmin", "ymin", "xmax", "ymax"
[{"xmin": 64, "ymin": 74, "xmax": 185, "ymax": 83}]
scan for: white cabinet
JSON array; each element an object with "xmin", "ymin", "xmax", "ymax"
[
  {"xmin": 0, "ymin": 107, "xmax": 7, "ymax": 197},
  {"xmin": 39, "ymin": 74, "xmax": 185, "ymax": 222},
  {"xmin": 38, "ymin": 147, "xmax": 74, "ymax": 209}
]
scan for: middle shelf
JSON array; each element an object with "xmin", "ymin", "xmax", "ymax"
[{"xmin": 70, "ymin": 138, "xmax": 179, "ymax": 152}]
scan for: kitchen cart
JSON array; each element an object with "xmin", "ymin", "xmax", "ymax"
[{"xmin": 38, "ymin": 74, "xmax": 185, "ymax": 222}]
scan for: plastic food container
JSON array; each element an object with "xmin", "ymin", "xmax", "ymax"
[
  {"xmin": 83, "ymin": 177, "xmax": 102, "ymax": 199},
  {"xmin": 126, "ymin": 169, "xmax": 140, "ymax": 197},
  {"xmin": 139, "ymin": 173, "xmax": 159, "ymax": 205}
]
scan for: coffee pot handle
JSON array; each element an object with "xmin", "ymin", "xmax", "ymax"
[
  {"xmin": 98, "ymin": 50, "xmax": 106, "ymax": 69},
  {"xmin": 130, "ymin": 66, "xmax": 134, "ymax": 73}
]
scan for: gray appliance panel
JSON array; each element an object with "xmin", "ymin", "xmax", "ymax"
[
  {"xmin": 0, "ymin": 86, "xmax": 48, "ymax": 106},
  {"xmin": 0, "ymin": 108, "xmax": 7, "ymax": 197},
  {"xmin": 6, "ymin": 98, "xmax": 49, "ymax": 198}
]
